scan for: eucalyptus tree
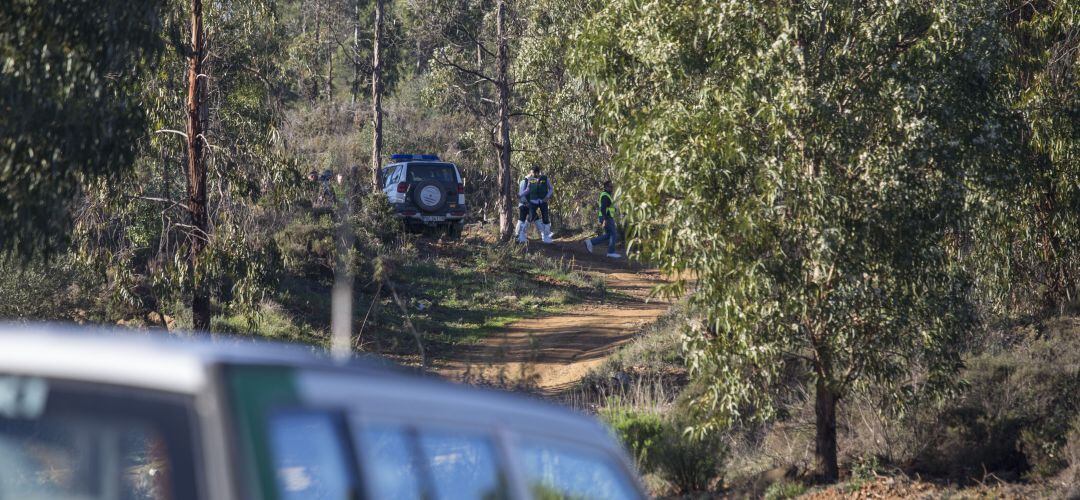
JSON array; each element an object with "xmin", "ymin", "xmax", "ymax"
[
  {"xmin": 185, "ymin": 0, "xmax": 211, "ymax": 329},
  {"xmin": 513, "ymin": 0, "xmax": 611, "ymax": 226},
  {"xmin": 0, "ymin": 0, "xmax": 163, "ymax": 257},
  {"xmin": 575, "ymin": 0, "xmax": 1005, "ymax": 480},
  {"xmin": 408, "ymin": 0, "xmax": 523, "ymax": 239},
  {"xmin": 966, "ymin": 0, "xmax": 1079, "ymax": 317},
  {"xmin": 67, "ymin": 0, "xmax": 291, "ymax": 330},
  {"xmin": 371, "ymin": 0, "xmax": 385, "ymax": 189}
]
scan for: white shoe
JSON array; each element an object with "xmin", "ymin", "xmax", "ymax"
[
  {"xmin": 516, "ymin": 221, "xmax": 528, "ymax": 243},
  {"xmin": 606, "ymin": 253, "xmax": 622, "ymax": 259},
  {"xmin": 585, "ymin": 239, "xmax": 593, "ymax": 252},
  {"xmin": 540, "ymin": 223, "xmax": 553, "ymax": 244}
]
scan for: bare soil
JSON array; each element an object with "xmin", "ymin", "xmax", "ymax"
[{"xmin": 434, "ymin": 236, "xmax": 671, "ymax": 394}]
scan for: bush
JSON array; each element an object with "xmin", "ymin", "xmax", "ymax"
[
  {"xmin": 273, "ymin": 214, "xmax": 335, "ymax": 280},
  {"xmin": 656, "ymin": 416, "xmax": 728, "ymax": 494},
  {"xmin": 0, "ymin": 253, "xmax": 102, "ymax": 321},
  {"xmin": 913, "ymin": 318, "xmax": 1080, "ymax": 479},
  {"xmin": 604, "ymin": 408, "xmax": 727, "ymax": 494},
  {"xmin": 763, "ymin": 480, "xmax": 807, "ymax": 500},
  {"xmin": 273, "ymin": 193, "xmax": 402, "ymax": 283},
  {"xmin": 1064, "ymin": 418, "xmax": 1080, "ymax": 496},
  {"xmin": 350, "ymin": 191, "xmax": 401, "ymax": 251},
  {"xmin": 606, "ymin": 409, "xmax": 665, "ymax": 469}
]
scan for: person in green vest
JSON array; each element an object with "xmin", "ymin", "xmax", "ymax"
[
  {"xmin": 584, "ymin": 180, "xmax": 620, "ymax": 258},
  {"xmin": 516, "ymin": 166, "xmax": 554, "ymax": 243}
]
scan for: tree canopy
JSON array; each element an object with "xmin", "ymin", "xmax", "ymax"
[
  {"xmin": 572, "ymin": 0, "xmax": 1066, "ymax": 479},
  {"xmin": 0, "ymin": 0, "xmax": 163, "ymax": 256}
]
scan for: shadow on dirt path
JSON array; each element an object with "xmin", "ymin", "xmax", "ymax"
[{"xmin": 434, "ymin": 236, "xmax": 671, "ymax": 395}]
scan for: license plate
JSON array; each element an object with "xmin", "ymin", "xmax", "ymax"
[{"xmin": 422, "ymin": 216, "xmax": 445, "ymax": 222}]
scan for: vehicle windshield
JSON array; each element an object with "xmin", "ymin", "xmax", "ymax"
[
  {"xmin": 406, "ymin": 163, "xmax": 456, "ymax": 183},
  {"xmin": 0, "ymin": 376, "xmax": 198, "ymax": 500}
]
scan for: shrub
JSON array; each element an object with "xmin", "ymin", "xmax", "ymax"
[
  {"xmin": 0, "ymin": 253, "xmax": 101, "ymax": 321},
  {"xmin": 656, "ymin": 415, "xmax": 728, "ymax": 494},
  {"xmin": 605, "ymin": 408, "xmax": 665, "ymax": 470},
  {"xmin": 1064, "ymin": 418, "xmax": 1080, "ymax": 496},
  {"xmin": 350, "ymin": 191, "xmax": 401, "ymax": 251},
  {"xmin": 914, "ymin": 318, "xmax": 1080, "ymax": 479},
  {"xmin": 603, "ymin": 407, "xmax": 727, "ymax": 494},
  {"xmin": 763, "ymin": 480, "xmax": 807, "ymax": 500},
  {"xmin": 273, "ymin": 214, "xmax": 335, "ymax": 280}
]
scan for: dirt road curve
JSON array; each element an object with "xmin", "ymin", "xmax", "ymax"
[{"xmin": 436, "ymin": 238, "xmax": 670, "ymax": 394}]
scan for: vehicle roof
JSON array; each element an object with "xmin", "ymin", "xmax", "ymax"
[
  {"xmin": 0, "ymin": 324, "xmax": 609, "ymax": 445},
  {"xmin": 384, "ymin": 161, "xmax": 458, "ymax": 169}
]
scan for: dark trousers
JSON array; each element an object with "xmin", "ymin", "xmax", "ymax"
[
  {"xmin": 518, "ymin": 201, "xmax": 550, "ymax": 224},
  {"xmin": 589, "ymin": 217, "xmax": 618, "ymax": 254}
]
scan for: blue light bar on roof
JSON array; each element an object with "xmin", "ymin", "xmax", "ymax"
[{"xmin": 390, "ymin": 154, "xmax": 440, "ymax": 161}]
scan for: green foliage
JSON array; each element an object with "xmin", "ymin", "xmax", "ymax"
[
  {"xmin": 351, "ymin": 191, "xmax": 402, "ymax": 254},
  {"xmin": 763, "ymin": 480, "xmax": 807, "ymax": 500},
  {"xmin": 274, "ymin": 214, "xmax": 336, "ymax": 280},
  {"xmin": 963, "ymin": 1, "xmax": 1080, "ymax": 316},
  {"xmin": 513, "ymin": 0, "xmax": 612, "ymax": 227},
  {"xmin": 850, "ymin": 455, "xmax": 884, "ymax": 481},
  {"xmin": 573, "ymin": 0, "xmax": 996, "ymax": 444},
  {"xmin": 0, "ymin": 0, "xmax": 164, "ymax": 256},
  {"xmin": 1065, "ymin": 418, "xmax": 1080, "ymax": 493},
  {"xmin": 915, "ymin": 318, "xmax": 1080, "ymax": 478},
  {"xmin": 603, "ymin": 407, "xmax": 727, "ymax": 494},
  {"xmin": 605, "ymin": 409, "xmax": 665, "ymax": 468},
  {"xmin": 0, "ymin": 253, "xmax": 101, "ymax": 321}
]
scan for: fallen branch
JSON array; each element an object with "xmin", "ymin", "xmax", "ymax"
[
  {"xmin": 387, "ymin": 280, "xmax": 426, "ymax": 370},
  {"xmin": 355, "ymin": 281, "xmax": 383, "ymax": 350}
]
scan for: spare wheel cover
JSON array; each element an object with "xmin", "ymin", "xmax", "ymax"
[{"xmin": 414, "ymin": 180, "xmax": 445, "ymax": 212}]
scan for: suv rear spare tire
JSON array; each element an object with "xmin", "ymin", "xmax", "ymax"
[{"xmin": 413, "ymin": 180, "xmax": 447, "ymax": 213}]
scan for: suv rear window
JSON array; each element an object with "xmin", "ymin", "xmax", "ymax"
[
  {"xmin": 0, "ymin": 376, "xmax": 198, "ymax": 500},
  {"xmin": 405, "ymin": 163, "xmax": 456, "ymax": 183}
]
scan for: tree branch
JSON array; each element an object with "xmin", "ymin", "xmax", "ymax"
[{"xmin": 434, "ymin": 51, "xmax": 496, "ymax": 84}]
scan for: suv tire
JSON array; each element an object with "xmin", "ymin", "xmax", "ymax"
[{"xmin": 412, "ymin": 180, "xmax": 447, "ymax": 213}]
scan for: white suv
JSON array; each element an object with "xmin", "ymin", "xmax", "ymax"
[
  {"xmin": 381, "ymin": 154, "xmax": 467, "ymax": 238},
  {"xmin": 0, "ymin": 326, "xmax": 646, "ymax": 500}
]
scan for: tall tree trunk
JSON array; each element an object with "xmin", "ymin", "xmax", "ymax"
[
  {"xmin": 312, "ymin": 0, "xmax": 322, "ymax": 100},
  {"xmin": 326, "ymin": 42, "xmax": 334, "ymax": 99},
  {"xmin": 494, "ymin": 0, "xmax": 514, "ymax": 240},
  {"xmin": 370, "ymin": 0, "xmax": 384, "ymax": 190},
  {"xmin": 186, "ymin": 0, "xmax": 210, "ymax": 331},
  {"xmin": 814, "ymin": 377, "xmax": 839, "ymax": 483},
  {"xmin": 351, "ymin": 0, "xmax": 361, "ymax": 104}
]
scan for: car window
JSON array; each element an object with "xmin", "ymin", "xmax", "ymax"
[
  {"xmin": 0, "ymin": 376, "xmax": 197, "ymax": 500},
  {"xmin": 355, "ymin": 424, "xmax": 423, "ymax": 500},
  {"xmin": 417, "ymin": 430, "xmax": 508, "ymax": 500},
  {"xmin": 518, "ymin": 439, "xmax": 640, "ymax": 500},
  {"xmin": 268, "ymin": 411, "xmax": 357, "ymax": 500},
  {"xmin": 381, "ymin": 167, "xmax": 393, "ymax": 189},
  {"xmin": 406, "ymin": 163, "xmax": 456, "ymax": 183}
]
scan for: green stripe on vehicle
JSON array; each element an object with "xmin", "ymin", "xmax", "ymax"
[{"xmin": 227, "ymin": 365, "xmax": 300, "ymax": 500}]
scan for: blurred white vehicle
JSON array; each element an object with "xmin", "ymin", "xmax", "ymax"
[{"xmin": 0, "ymin": 326, "xmax": 644, "ymax": 500}]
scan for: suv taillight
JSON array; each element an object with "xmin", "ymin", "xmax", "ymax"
[
  {"xmin": 456, "ymin": 183, "xmax": 464, "ymax": 194},
  {"xmin": 397, "ymin": 182, "xmax": 409, "ymax": 193}
]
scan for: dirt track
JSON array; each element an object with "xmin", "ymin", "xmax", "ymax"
[{"xmin": 435, "ymin": 237, "xmax": 670, "ymax": 394}]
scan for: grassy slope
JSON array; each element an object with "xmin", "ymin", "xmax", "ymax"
[{"xmin": 211, "ymin": 225, "xmax": 607, "ymax": 359}]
